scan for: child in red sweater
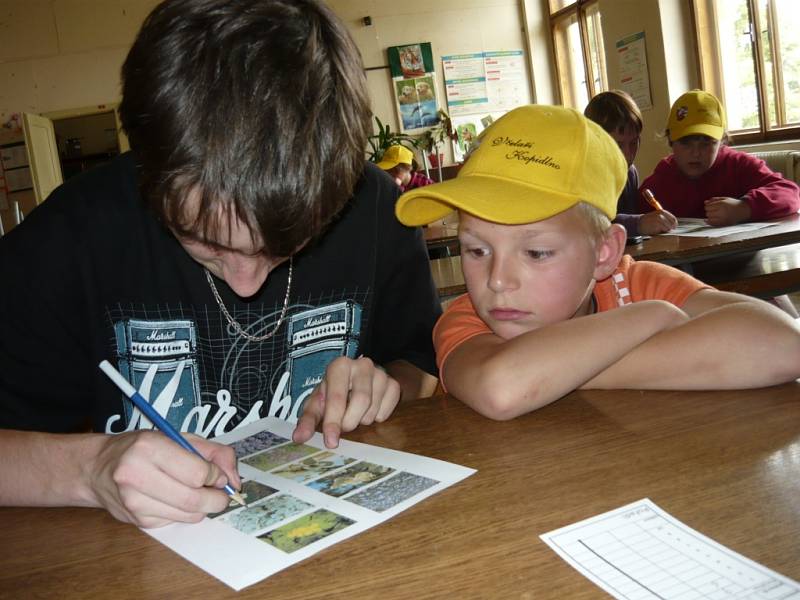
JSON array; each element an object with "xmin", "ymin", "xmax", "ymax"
[
  {"xmin": 640, "ymin": 90, "xmax": 800, "ymax": 226},
  {"xmin": 376, "ymin": 145, "xmax": 434, "ymax": 192}
]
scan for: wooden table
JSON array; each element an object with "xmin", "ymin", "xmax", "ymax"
[
  {"xmin": 426, "ymin": 215, "xmax": 800, "ymax": 264},
  {"xmin": 3, "ymin": 384, "xmax": 799, "ymax": 598},
  {"xmin": 429, "ymin": 215, "xmax": 800, "ymax": 300},
  {"xmin": 625, "ymin": 214, "xmax": 800, "ymax": 266}
]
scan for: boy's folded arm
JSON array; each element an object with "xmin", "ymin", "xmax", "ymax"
[
  {"xmin": 584, "ymin": 289, "xmax": 800, "ymax": 391},
  {"xmin": 442, "ymin": 300, "xmax": 687, "ymax": 420}
]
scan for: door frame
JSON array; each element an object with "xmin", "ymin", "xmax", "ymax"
[{"xmin": 42, "ymin": 103, "xmax": 130, "ymax": 153}]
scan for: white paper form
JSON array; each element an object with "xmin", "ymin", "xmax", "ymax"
[
  {"xmin": 541, "ymin": 499, "xmax": 800, "ymax": 600},
  {"xmin": 663, "ymin": 218, "xmax": 778, "ymax": 238},
  {"xmin": 147, "ymin": 417, "xmax": 476, "ymax": 590}
]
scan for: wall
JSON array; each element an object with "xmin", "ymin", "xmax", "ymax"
[
  {"xmin": 0, "ymin": 0, "xmax": 158, "ymax": 233},
  {"xmin": 328, "ymin": 0, "xmax": 534, "ymax": 167},
  {"xmin": 0, "ymin": 1, "xmax": 158, "ymax": 119},
  {"xmin": 598, "ymin": 0, "xmax": 700, "ymax": 179},
  {"xmin": 0, "ymin": 0, "xmax": 743, "ymax": 228}
]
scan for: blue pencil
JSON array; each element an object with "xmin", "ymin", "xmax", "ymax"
[{"xmin": 98, "ymin": 360, "xmax": 246, "ymax": 507}]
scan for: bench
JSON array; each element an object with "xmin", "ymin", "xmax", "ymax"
[{"xmin": 688, "ymin": 243, "xmax": 800, "ymax": 298}]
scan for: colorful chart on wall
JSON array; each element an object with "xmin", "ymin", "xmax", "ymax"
[
  {"xmin": 388, "ymin": 42, "xmax": 441, "ymax": 133},
  {"xmin": 147, "ymin": 417, "xmax": 476, "ymax": 590},
  {"xmin": 442, "ymin": 50, "xmax": 530, "ymax": 161},
  {"xmin": 616, "ymin": 32, "xmax": 653, "ymax": 110},
  {"xmin": 442, "ymin": 50, "xmax": 528, "ymax": 116}
]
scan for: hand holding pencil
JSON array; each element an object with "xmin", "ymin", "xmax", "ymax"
[
  {"xmin": 639, "ymin": 188, "xmax": 678, "ymax": 235},
  {"xmin": 93, "ymin": 360, "xmax": 244, "ymax": 528}
]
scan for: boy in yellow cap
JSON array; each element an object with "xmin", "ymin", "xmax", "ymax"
[
  {"xmin": 376, "ymin": 144, "xmax": 434, "ymax": 192},
  {"xmin": 641, "ymin": 89, "xmax": 800, "ymax": 226},
  {"xmin": 395, "ymin": 104, "xmax": 800, "ymax": 420}
]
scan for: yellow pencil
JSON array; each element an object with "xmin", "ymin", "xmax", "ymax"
[{"xmin": 642, "ymin": 188, "xmax": 664, "ymax": 212}]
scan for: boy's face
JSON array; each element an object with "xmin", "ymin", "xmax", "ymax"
[
  {"xmin": 610, "ymin": 124, "xmax": 640, "ymax": 167},
  {"xmin": 172, "ymin": 189, "xmax": 294, "ymax": 298},
  {"xmin": 671, "ymin": 134, "xmax": 720, "ymax": 180},
  {"xmin": 458, "ymin": 207, "xmax": 601, "ymax": 341},
  {"xmin": 390, "ymin": 163, "xmax": 412, "ymax": 187}
]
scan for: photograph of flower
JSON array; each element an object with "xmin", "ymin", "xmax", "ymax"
[{"xmin": 259, "ymin": 509, "xmax": 355, "ymax": 553}]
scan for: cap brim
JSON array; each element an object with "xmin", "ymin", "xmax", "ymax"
[
  {"xmin": 395, "ymin": 174, "xmax": 581, "ymax": 226},
  {"xmin": 375, "ymin": 159, "xmax": 399, "ymax": 170},
  {"xmin": 673, "ymin": 124, "xmax": 723, "ymax": 141}
]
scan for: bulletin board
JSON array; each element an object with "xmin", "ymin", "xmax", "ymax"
[{"xmin": 387, "ymin": 42, "xmax": 441, "ymax": 133}]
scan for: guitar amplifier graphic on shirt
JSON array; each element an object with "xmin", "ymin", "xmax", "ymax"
[
  {"xmin": 286, "ymin": 301, "xmax": 362, "ymax": 414},
  {"xmin": 114, "ymin": 319, "xmax": 202, "ymax": 429}
]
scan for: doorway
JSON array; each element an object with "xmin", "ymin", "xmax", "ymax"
[
  {"xmin": 43, "ymin": 104, "xmax": 130, "ymax": 182},
  {"xmin": 52, "ymin": 111, "xmax": 120, "ymax": 180}
]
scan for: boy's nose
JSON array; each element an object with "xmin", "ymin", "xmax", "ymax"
[
  {"xmin": 487, "ymin": 256, "xmax": 519, "ymax": 293},
  {"xmin": 221, "ymin": 255, "xmax": 269, "ymax": 298}
]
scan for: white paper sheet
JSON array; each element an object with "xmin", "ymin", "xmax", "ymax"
[
  {"xmin": 148, "ymin": 417, "xmax": 476, "ymax": 590},
  {"xmin": 662, "ymin": 218, "xmax": 778, "ymax": 238},
  {"xmin": 541, "ymin": 498, "xmax": 800, "ymax": 599}
]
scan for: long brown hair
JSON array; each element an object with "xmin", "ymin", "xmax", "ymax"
[{"xmin": 119, "ymin": 0, "xmax": 372, "ymax": 256}]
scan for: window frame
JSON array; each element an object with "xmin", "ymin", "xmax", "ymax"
[
  {"xmin": 549, "ymin": 0, "xmax": 607, "ymax": 109},
  {"xmin": 693, "ymin": 0, "xmax": 800, "ymax": 144}
]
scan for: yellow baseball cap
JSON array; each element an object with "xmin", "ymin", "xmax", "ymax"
[
  {"xmin": 395, "ymin": 104, "xmax": 626, "ymax": 226},
  {"xmin": 376, "ymin": 145, "xmax": 414, "ymax": 170},
  {"xmin": 667, "ymin": 90, "xmax": 726, "ymax": 141}
]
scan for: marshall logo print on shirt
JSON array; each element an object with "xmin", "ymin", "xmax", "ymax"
[{"xmin": 106, "ymin": 301, "xmax": 364, "ymax": 437}]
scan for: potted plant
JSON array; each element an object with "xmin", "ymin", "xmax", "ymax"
[
  {"xmin": 366, "ymin": 116, "xmax": 421, "ymax": 163},
  {"xmin": 416, "ymin": 109, "xmax": 457, "ymax": 179}
]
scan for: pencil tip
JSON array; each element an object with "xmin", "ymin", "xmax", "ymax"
[{"xmin": 231, "ymin": 491, "xmax": 247, "ymax": 507}]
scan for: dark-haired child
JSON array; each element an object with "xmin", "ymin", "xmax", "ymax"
[{"xmin": 585, "ymin": 90, "xmax": 677, "ymax": 236}]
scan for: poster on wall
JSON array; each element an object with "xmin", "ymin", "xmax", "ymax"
[
  {"xmin": 483, "ymin": 51, "xmax": 528, "ymax": 111},
  {"xmin": 616, "ymin": 32, "xmax": 653, "ymax": 110},
  {"xmin": 442, "ymin": 53, "xmax": 489, "ymax": 116},
  {"xmin": 442, "ymin": 50, "xmax": 529, "ymax": 161},
  {"xmin": 442, "ymin": 50, "xmax": 528, "ymax": 116},
  {"xmin": 387, "ymin": 43, "xmax": 440, "ymax": 133},
  {"xmin": 449, "ymin": 112, "xmax": 507, "ymax": 163}
]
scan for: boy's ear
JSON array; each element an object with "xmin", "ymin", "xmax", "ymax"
[{"xmin": 593, "ymin": 223, "xmax": 626, "ymax": 281}]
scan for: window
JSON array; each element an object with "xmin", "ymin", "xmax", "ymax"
[
  {"xmin": 550, "ymin": 0, "xmax": 608, "ymax": 110},
  {"xmin": 694, "ymin": 0, "xmax": 800, "ymax": 141}
]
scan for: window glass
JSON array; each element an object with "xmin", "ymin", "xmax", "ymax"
[
  {"xmin": 549, "ymin": 0, "xmax": 574, "ymax": 12},
  {"xmin": 585, "ymin": 3, "xmax": 606, "ymax": 94},
  {"xmin": 697, "ymin": 0, "xmax": 800, "ymax": 137},
  {"xmin": 553, "ymin": 12, "xmax": 589, "ymax": 109},
  {"xmin": 775, "ymin": 0, "xmax": 800, "ymax": 125},
  {"xmin": 715, "ymin": 0, "xmax": 760, "ymax": 131}
]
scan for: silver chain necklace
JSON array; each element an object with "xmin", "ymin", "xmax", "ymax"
[{"xmin": 205, "ymin": 259, "xmax": 293, "ymax": 342}]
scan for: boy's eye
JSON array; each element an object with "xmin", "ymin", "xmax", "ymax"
[
  {"xmin": 526, "ymin": 249, "xmax": 554, "ymax": 260},
  {"xmin": 465, "ymin": 247, "xmax": 489, "ymax": 258}
]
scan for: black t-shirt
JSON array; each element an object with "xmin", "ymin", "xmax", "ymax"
[{"xmin": 0, "ymin": 153, "xmax": 441, "ymax": 437}]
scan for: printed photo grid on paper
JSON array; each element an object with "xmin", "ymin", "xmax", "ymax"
[{"xmin": 147, "ymin": 417, "xmax": 476, "ymax": 590}]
